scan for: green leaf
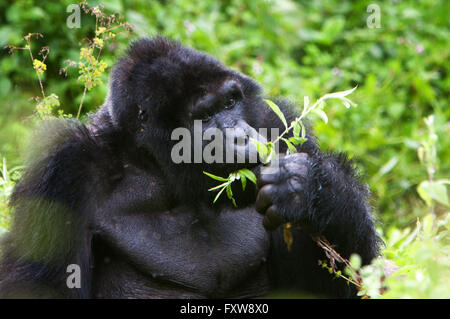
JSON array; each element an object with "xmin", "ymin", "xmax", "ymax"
[
  {"xmin": 349, "ymin": 254, "xmax": 362, "ymax": 270},
  {"xmin": 213, "ymin": 186, "xmax": 227, "ymax": 203},
  {"xmin": 240, "ymin": 174, "xmax": 247, "ymax": 190},
  {"xmin": 342, "ymin": 98, "xmax": 351, "ymax": 109},
  {"xmin": 238, "ymin": 168, "xmax": 257, "ymax": 184},
  {"xmin": 264, "ymin": 143, "xmax": 277, "ymax": 164},
  {"xmin": 264, "ymin": 99, "xmax": 288, "ymax": 129},
  {"xmin": 226, "ymin": 184, "xmax": 233, "ymax": 199},
  {"xmin": 226, "ymin": 184, "xmax": 237, "ymax": 206},
  {"xmin": 417, "ymin": 181, "xmax": 449, "ymax": 207},
  {"xmin": 314, "ymin": 109, "xmax": 328, "ymax": 124},
  {"xmin": 203, "ymin": 171, "xmax": 229, "ymax": 182},
  {"xmin": 208, "ymin": 181, "xmax": 231, "ymax": 191},
  {"xmin": 282, "ymin": 138, "xmax": 297, "ymax": 154},
  {"xmin": 250, "ymin": 137, "xmax": 268, "ymax": 160},
  {"xmin": 377, "ymin": 157, "xmax": 399, "ymax": 177},
  {"xmin": 323, "ymin": 86, "xmax": 357, "ymax": 99},
  {"xmin": 293, "ymin": 121, "xmax": 301, "ymax": 138},
  {"xmin": 300, "ymin": 121, "xmax": 307, "ymax": 138},
  {"xmin": 436, "ymin": 179, "xmax": 450, "ymax": 185},
  {"xmin": 289, "ymin": 136, "xmax": 307, "ymax": 145}
]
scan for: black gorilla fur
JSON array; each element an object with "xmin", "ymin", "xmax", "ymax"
[{"xmin": 0, "ymin": 36, "xmax": 381, "ymax": 298}]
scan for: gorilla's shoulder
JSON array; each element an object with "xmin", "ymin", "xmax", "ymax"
[
  {"xmin": 11, "ymin": 119, "xmax": 122, "ymax": 208},
  {"xmin": 24, "ymin": 119, "xmax": 96, "ymax": 162}
]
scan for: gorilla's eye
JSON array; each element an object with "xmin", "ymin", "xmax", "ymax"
[{"xmin": 224, "ymin": 97, "xmax": 236, "ymax": 109}]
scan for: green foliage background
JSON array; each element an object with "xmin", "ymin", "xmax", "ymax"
[{"xmin": 0, "ymin": 0, "xmax": 448, "ymax": 298}]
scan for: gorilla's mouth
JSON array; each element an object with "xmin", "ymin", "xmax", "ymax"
[{"xmin": 170, "ymin": 120, "xmax": 269, "ymax": 166}]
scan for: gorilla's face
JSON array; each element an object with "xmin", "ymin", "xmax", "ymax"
[
  {"xmin": 184, "ymin": 78, "xmax": 268, "ymax": 170},
  {"xmin": 111, "ymin": 37, "xmax": 269, "ymax": 173}
]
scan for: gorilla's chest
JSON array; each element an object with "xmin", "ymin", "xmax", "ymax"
[{"xmin": 91, "ymin": 171, "xmax": 270, "ymax": 298}]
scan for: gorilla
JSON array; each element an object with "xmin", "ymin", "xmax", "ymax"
[{"xmin": 0, "ymin": 36, "xmax": 380, "ymax": 298}]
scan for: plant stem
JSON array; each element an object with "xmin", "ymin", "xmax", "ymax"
[
  {"xmin": 271, "ymin": 95, "xmax": 322, "ymax": 147},
  {"xmin": 25, "ymin": 41, "xmax": 46, "ymax": 100},
  {"xmin": 77, "ymin": 86, "xmax": 88, "ymax": 119}
]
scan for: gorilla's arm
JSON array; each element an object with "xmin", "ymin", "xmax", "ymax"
[
  {"xmin": 259, "ymin": 152, "xmax": 380, "ymax": 297},
  {"xmin": 255, "ymin": 104, "xmax": 381, "ymax": 298},
  {"xmin": 0, "ymin": 120, "xmax": 111, "ymax": 298}
]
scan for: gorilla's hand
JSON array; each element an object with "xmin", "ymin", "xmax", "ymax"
[{"xmin": 255, "ymin": 153, "xmax": 314, "ymax": 231}]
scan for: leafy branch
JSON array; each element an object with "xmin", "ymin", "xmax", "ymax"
[
  {"xmin": 253, "ymin": 87, "xmax": 357, "ymax": 163},
  {"xmin": 203, "ymin": 169, "xmax": 256, "ymax": 207},
  {"xmin": 203, "ymin": 86, "xmax": 363, "ymax": 292},
  {"xmin": 204, "ymin": 86, "xmax": 358, "ymax": 205},
  {"xmin": 416, "ymin": 115, "xmax": 450, "ymax": 211},
  {"xmin": 4, "ymin": 2, "xmax": 133, "ymax": 120},
  {"xmin": 60, "ymin": 1, "xmax": 133, "ymax": 119},
  {"xmin": 315, "ymin": 235, "xmax": 368, "ymax": 297},
  {"xmin": 4, "ymin": 33, "xmax": 60, "ymax": 120}
]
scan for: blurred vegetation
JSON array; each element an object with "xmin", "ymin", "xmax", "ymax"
[{"xmin": 0, "ymin": 0, "xmax": 448, "ymax": 298}]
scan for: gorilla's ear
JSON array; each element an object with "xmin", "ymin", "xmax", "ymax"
[{"xmin": 0, "ymin": 120, "xmax": 106, "ymax": 298}]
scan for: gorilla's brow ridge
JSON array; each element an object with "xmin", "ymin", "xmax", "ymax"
[{"xmin": 191, "ymin": 78, "xmax": 242, "ymax": 115}]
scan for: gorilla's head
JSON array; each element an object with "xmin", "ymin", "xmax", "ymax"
[{"xmin": 105, "ymin": 36, "xmax": 280, "ymax": 203}]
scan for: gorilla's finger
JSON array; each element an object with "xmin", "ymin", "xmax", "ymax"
[
  {"xmin": 263, "ymin": 206, "xmax": 283, "ymax": 231},
  {"xmin": 255, "ymin": 184, "xmax": 274, "ymax": 214},
  {"xmin": 257, "ymin": 166, "xmax": 281, "ymax": 188}
]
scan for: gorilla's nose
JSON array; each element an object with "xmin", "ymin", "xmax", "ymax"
[{"xmin": 224, "ymin": 121, "xmax": 267, "ymax": 164}]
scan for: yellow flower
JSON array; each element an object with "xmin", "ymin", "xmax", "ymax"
[
  {"xmin": 96, "ymin": 27, "xmax": 107, "ymax": 36},
  {"xmin": 33, "ymin": 59, "xmax": 47, "ymax": 75},
  {"xmin": 98, "ymin": 61, "xmax": 107, "ymax": 72},
  {"xmin": 93, "ymin": 37, "xmax": 104, "ymax": 48},
  {"xmin": 80, "ymin": 47, "xmax": 93, "ymax": 60}
]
